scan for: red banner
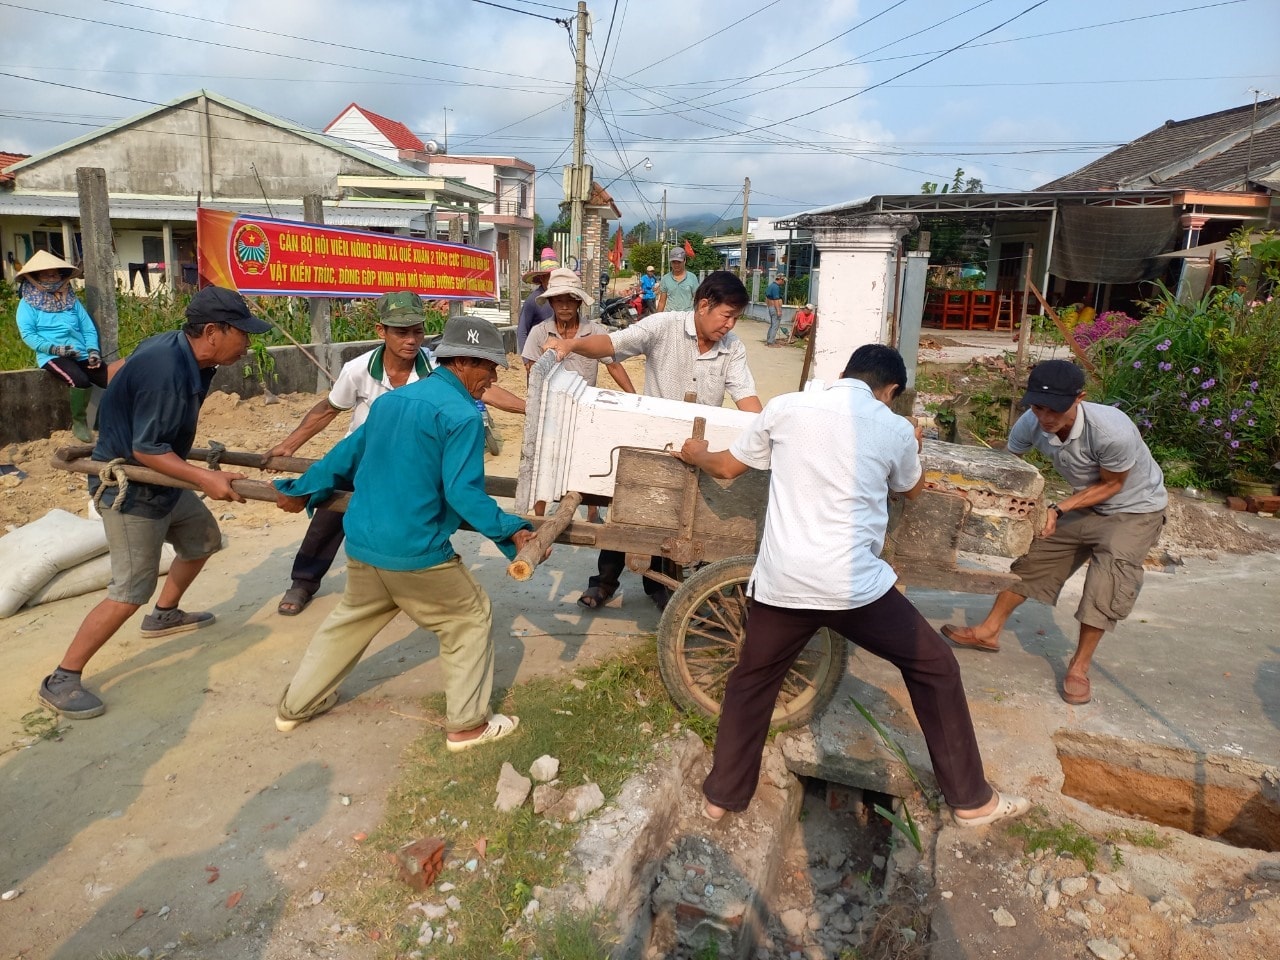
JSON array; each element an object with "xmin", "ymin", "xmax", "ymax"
[{"xmin": 196, "ymin": 208, "xmax": 497, "ymax": 299}]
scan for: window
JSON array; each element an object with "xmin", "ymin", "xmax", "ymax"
[
  {"xmin": 32, "ymin": 230, "xmax": 66, "ymax": 259},
  {"xmin": 142, "ymin": 236, "xmax": 165, "ymax": 263}
]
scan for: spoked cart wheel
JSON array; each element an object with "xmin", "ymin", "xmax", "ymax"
[{"xmin": 656, "ymin": 556, "xmax": 848, "ymax": 730}]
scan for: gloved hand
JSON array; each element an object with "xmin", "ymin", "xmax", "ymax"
[
  {"xmin": 51, "ymin": 344, "xmax": 80, "ymax": 358},
  {"xmin": 87, "ymin": 350, "xmax": 102, "ymax": 368}
]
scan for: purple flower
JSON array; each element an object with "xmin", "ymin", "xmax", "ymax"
[
  {"xmin": 1246, "ymin": 400, "xmax": 1254, "ymax": 408},
  {"xmin": 1224, "ymin": 431, "xmax": 1232, "ymax": 440},
  {"xmin": 1192, "ymin": 366, "xmax": 1201, "ymax": 374},
  {"xmin": 1248, "ymin": 418, "xmax": 1256, "ymax": 426},
  {"xmin": 1250, "ymin": 380, "xmax": 1259, "ymax": 391},
  {"xmin": 1198, "ymin": 417, "xmax": 1206, "ymax": 425},
  {"xmin": 1200, "ymin": 379, "xmax": 1215, "ymax": 389},
  {"xmin": 1231, "ymin": 440, "xmax": 1240, "ymax": 448},
  {"xmin": 1133, "ymin": 361, "xmax": 1143, "ymax": 369},
  {"xmin": 1189, "ymin": 401, "xmax": 1201, "ymax": 412},
  {"xmin": 1213, "ymin": 418, "xmax": 1223, "ymax": 427},
  {"xmin": 1230, "ymin": 411, "xmax": 1240, "ymax": 421},
  {"xmin": 1159, "ymin": 362, "xmax": 1173, "ymax": 372}
]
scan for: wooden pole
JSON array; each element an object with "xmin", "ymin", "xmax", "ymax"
[
  {"xmin": 1025, "ymin": 277, "xmax": 1095, "ymax": 372},
  {"xmin": 303, "ymin": 194, "xmax": 332, "ymax": 392},
  {"xmin": 739, "ymin": 177, "xmax": 750, "ymax": 279},
  {"xmin": 448, "ymin": 217, "xmax": 464, "ymax": 318},
  {"xmin": 75, "ymin": 167, "xmax": 119, "ymax": 362},
  {"xmin": 55, "ymin": 444, "xmax": 515, "ymax": 499},
  {"xmin": 507, "ymin": 491, "xmax": 581, "ymax": 580},
  {"xmin": 508, "ymin": 237, "xmax": 521, "ymax": 327}
]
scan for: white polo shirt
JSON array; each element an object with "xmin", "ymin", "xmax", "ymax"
[
  {"xmin": 732, "ymin": 379, "xmax": 922, "ymax": 609},
  {"xmin": 608, "ymin": 310, "xmax": 756, "ymax": 406},
  {"xmin": 327, "ymin": 345, "xmax": 433, "ymax": 435}
]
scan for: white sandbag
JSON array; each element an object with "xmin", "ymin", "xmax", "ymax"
[
  {"xmin": 25, "ymin": 544, "xmax": 177, "ymax": 608},
  {"xmin": 0, "ymin": 509, "xmax": 108, "ymax": 618}
]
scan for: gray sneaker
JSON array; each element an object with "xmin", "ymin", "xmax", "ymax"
[
  {"xmin": 39, "ymin": 672, "xmax": 105, "ymax": 719},
  {"xmin": 140, "ymin": 607, "xmax": 215, "ymax": 638}
]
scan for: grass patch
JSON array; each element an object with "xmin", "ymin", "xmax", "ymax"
[
  {"xmin": 1105, "ymin": 825, "xmax": 1171, "ymax": 850},
  {"xmin": 1006, "ymin": 805, "xmax": 1119, "ymax": 871},
  {"xmin": 327, "ymin": 644, "xmax": 697, "ymax": 958}
]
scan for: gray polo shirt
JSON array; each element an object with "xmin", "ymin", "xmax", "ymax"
[
  {"xmin": 1008, "ymin": 402, "xmax": 1167, "ymax": 514},
  {"xmin": 608, "ymin": 310, "xmax": 756, "ymax": 406}
]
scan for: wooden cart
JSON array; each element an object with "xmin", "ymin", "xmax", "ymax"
[{"xmin": 53, "ymin": 438, "xmax": 1025, "ymax": 731}]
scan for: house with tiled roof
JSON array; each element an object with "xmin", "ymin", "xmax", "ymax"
[
  {"xmin": 0, "ymin": 91, "xmax": 493, "ymax": 293},
  {"xmin": 0, "ymin": 152, "xmax": 28, "ymax": 187},
  {"xmin": 323, "ymin": 104, "xmax": 535, "ymax": 276}
]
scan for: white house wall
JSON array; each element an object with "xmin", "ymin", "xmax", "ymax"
[{"xmin": 324, "ymin": 109, "xmax": 400, "ymax": 162}]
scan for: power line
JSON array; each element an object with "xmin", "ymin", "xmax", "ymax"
[
  {"xmin": 467, "ymin": 0, "xmax": 570, "ymax": 23},
  {"xmin": 623, "ymin": 0, "xmax": 787, "ymax": 80}
]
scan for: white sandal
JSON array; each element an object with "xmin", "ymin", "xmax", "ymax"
[
  {"xmin": 952, "ymin": 790, "xmax": 1031, "ymax": 828},
  {"xmin": 446, "ymin": 713, "xmax": 520, "ymax": 752}
]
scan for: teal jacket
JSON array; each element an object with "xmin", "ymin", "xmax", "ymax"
[{"xmin": 275, "ymin": 366, "xmax": 530, "ymax": 570}]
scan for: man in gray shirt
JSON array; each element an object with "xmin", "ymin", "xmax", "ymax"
[{"xmin": 941, "ymin": 360, "xmax": 1166, "ymax": 707}]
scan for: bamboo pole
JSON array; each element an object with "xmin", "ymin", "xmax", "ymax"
[{"xmin": 507, "ymin": 492, "xmax": 581, "ymax": 581}]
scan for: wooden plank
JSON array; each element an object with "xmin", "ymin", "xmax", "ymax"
[{"xmin": 611, "ymin": 449, "xmax": 765, "ymax": 540}]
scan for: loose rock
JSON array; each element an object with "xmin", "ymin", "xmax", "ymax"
[
  {"xmin": 1086, "ymin": 939, "xmax": 1126, "ymax": 960},
  {"xmin": 494, "ymin": 762, "xmax": 532, "ymax": 813},
  {"xmin": 992, "ymin": 907, "xmax": 1017, "ymax": 927},
  {"xmin": 529, "ymin": 755, "xmax": 560, "ymax": 783}
]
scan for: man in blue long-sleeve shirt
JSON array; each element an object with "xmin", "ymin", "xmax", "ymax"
[{"xmin": 272, "ymin": 316, "xmax": 543, "ymax": 751}]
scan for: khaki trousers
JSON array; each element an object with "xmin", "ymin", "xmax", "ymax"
[{"xmin": 278, "ymin": 556, "xmax": 494, "ymax": 732}]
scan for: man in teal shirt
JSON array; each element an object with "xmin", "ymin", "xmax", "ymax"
[{"xmin": 272, "ymin": 316, "xmax": 541, "ymax": 751}]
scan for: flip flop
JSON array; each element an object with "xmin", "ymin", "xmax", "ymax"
[
  {"xmin": 952, "ymin": 791, "xmax": 1032, "ymax": 828},
  {"xmin": 577, "ymin": 586, "xmax": 615, "ymax": 610},
  {"xmin": 701, "ymin": 801, "xmax": 727, "ymax": 822},
  {"xmin": 940, "ymin": 623, "xmax": 1000, "ymax": 653},
  {"xmin": 277, "ymin": 587, "xmax": 312, "ymax": 617},
  {"xmin": 1062, "ymin": 674, "xmax": 1092, "ymax": 705},
  {"xmin": 446, "ymin": 713, "xmax": 520, "ymax": 752}
]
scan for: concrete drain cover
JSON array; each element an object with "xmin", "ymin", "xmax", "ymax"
[{"xmin": 1055, "ymin": 729, "xmax": 1280, "ymax": 852}]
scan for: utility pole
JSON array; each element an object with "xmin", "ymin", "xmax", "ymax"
[
  {"xmin": 568, "ymin": 1, "xmax": 590, "ymax": 271},
  {"xmin": 739, "ymin": 177, "xmax": 750, "ymax": 279},
  {"xmin": 661, "ymin": 189, "xmax": 668, "ymax": 272}
]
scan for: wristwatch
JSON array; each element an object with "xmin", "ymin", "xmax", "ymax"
[{"xmin": 1049, "ymin": 503, "xmax": 1065, "ymax": 518}]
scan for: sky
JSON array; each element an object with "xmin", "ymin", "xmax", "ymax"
[{"xmin": 2, "ymin": 0, "xmax": 1278, "ymax": 232}]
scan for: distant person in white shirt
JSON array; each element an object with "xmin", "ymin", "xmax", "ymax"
[{"xmin": 674, "ymin": 344, "xmax": 1030, "ymax": 829}]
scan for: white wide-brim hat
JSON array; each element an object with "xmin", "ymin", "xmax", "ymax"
[{"xmin": 536, "ymin": 267, "xmax": 593, "ymax": 306}]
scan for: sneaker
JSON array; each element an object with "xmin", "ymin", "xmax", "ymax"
[
  {"xmin": 140, "ymin": 607, "xmax": 215, "ymax": 638},
  {"xmin": 275, "ymin": 691, "xmax": 339, "ymax": 733},
  {"xmin": 38, "ymin": 672, "xmax": 105, "ymax": 719}
]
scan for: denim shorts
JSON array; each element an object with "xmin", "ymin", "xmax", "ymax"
[{"xmin": 103, "ymin": 490, "xmax": 222, "ymax": 604}]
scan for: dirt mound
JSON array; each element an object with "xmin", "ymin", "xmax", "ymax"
[{"xmin": 1160, "ymin": 493, "xmax": 1279, "ymax": 557}]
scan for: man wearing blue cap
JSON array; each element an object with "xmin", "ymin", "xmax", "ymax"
[{"xmin": 38, "ymin": 286, "xmax": 271, "ymax": 719}]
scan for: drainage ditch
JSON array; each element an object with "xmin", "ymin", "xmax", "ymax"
[{"xmin": 1055, "ymin": 729, "xmax": 1280, "ymax": 852}]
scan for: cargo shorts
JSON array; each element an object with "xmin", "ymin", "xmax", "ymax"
[
  {"xmin": 102, "ymin": 490, "xmax": 223, "ymax": 605},
  {"xmin": 1010, "ymin": 509, "xmax": 1165, "ymax": 632}
]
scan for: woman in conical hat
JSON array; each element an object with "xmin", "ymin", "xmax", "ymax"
[
  {"xmin": 13, "ymin": 251, "xmax": 112, "ymax": 441},
  {"xmin": 517, "ymin": 247, "xmax": 560, "ymax": 351}
]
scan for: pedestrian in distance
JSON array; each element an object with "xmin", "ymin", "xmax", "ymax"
[
  {"xmin": 37, "ymin": 287, "xmax": 271, "ymax": 719},
  {"xmin": 272, "ymin": 316, "xmax": 545, "ymax": 750},
  {"xmin": 13, "ymin": 250, "xmax": 123, "ymax": 441},
  {"xmin": 542, "ymin": 270, "xmax": 762, "ymax": 612},
  {"xmin": 639, "ymin": 264, "xmax": 659, "ymax": 316},
  {"xmin": 657, "ymin": 247, "xmax": 698, "ymax": 313},
  {"xmin": 764, "ymin": 272, "xmax": 786, "ymax": 346},
  {"xmin": 940, "ymin": 360, "xmax": 1167, "ymax": 706},
  {"xmin": 787, "ymin": 302, "xmax": 815, "ymax": 344},
  {"xmin": 674, "ymin": 344, "xmax": 1031, "ymax": 828},
  {"xmin": 265, "ymin": 292, "xmax": 524, "ymax": 616}
]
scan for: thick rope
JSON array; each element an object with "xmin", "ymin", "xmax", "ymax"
[{"xmin": 91, "ymin": 457, "xmax": 130, "ymax": 513}]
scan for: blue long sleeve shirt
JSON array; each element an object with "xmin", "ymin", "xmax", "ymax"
[
  {"xmin": 274, "ymin": 365, "xmax": 530, "ymax": 570},
  {"xmin": 16, "ymin": 298, "xmax": 100, "ymax": 368}
]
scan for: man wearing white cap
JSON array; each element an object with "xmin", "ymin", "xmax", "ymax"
[{"xmin": 272, "ymin": 316, "xmax": 542, "ymax": 751}]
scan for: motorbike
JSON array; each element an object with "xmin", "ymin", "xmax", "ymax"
[{"xmin": 599, "ymin": 293, "xmax": 640, "ymax": 329}]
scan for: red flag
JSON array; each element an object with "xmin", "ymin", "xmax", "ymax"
[
  {"xmin": 683, "ymin": 239, "xmax": 696, "ymax": 260},
  {"xmin": 609, "ymin": 226, "xmax": 623, "ymax": 271}
]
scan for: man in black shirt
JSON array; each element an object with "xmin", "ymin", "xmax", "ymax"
[{"xmin": 38, "ymin": 287, "xmax": 270, "ymax": 719}]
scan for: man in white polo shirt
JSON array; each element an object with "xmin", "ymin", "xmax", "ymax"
[
  {"xmin": 675, "ymin": 344, "xmax": 1029, "ymax": 829},
  {"xmin": 541, "ymin": 270, "xmax": 761, "ymax": 610}
]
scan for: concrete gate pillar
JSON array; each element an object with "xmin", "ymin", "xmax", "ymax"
[{"xmin": 808, "ymin": 214, "xmax": 916, "ymax": 384}]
